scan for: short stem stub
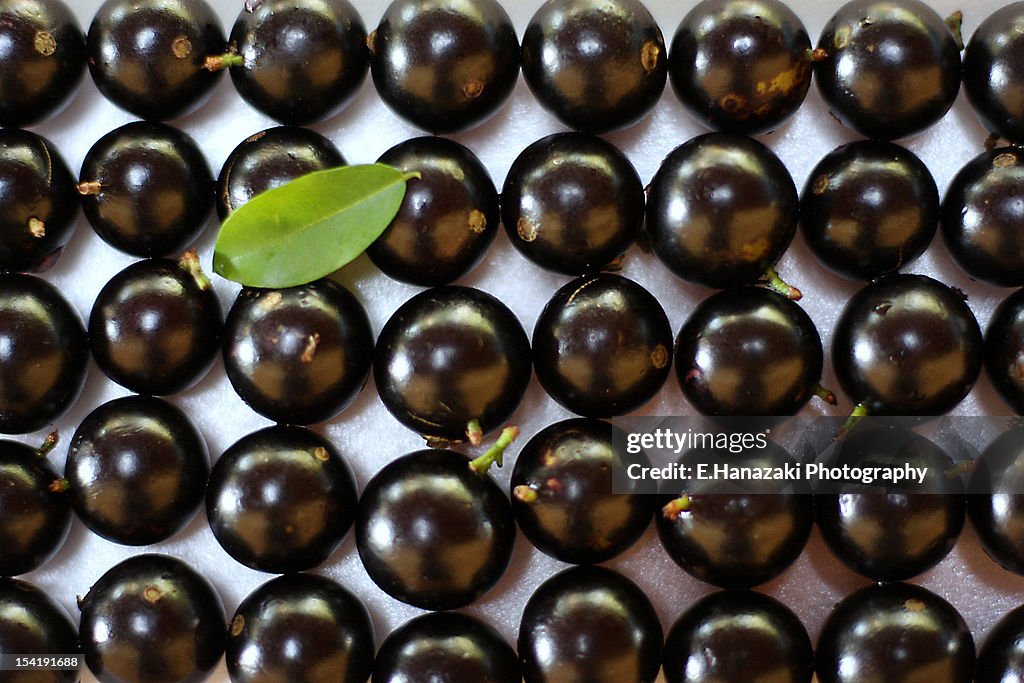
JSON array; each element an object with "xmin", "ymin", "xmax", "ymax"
[
  {"xmin": 761, "ymin": 266, "xmax": 803, "ymax": 300},
  {"xmin": 204, "ymin": 53, "xmax": 244, "ymax": 71},
  {"xmin": 48, "ymin": 478, "xmax": 70, "ymax": 494},
  {"xmin": 468, "ymin": 426, "xmax": 520, "ymax": 476},
  {"xmin": 806, "ymin": 47, "xmax": 829, "ymax": 62},
  {"xmin": 946, "ymin": 11, "xmax": 964, "ymax": 51},
  {"xmin": 466, "ymin": 419, "xmax": 484, "ymax": 447},
  {"xmin": 513, "ymin": 485, "xmax": 539, "ymax": 503},
  {"xmin": 836, "ymin": 403, "xmax": 870, "ymax": 440},
  {"xmin": 77, "ymin": 181, "xmax": 101, "ymax": 196},
  {"xmin": 662, "ymin": 494, "xmax": 692, "ymax": 520},
  {"xmin": 36, "ymin": 431, "xmax": 58, "ymax": 458},
  {"xmin": 814, "ymin": 384, "xmax": 838, "ymax": 406},
  {"xmin": 178, "ymin": 249, "xmax": 212, "ymax": 291}
]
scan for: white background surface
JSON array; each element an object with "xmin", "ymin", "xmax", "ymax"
[{"xmin": 12, "ymin": 0, "xmax": 1024, "ymax": 680}]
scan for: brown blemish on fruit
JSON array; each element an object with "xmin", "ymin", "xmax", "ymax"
[
  {"xmin": 172, "ymin": 37, "xmax": 192, "ymax": 59},
  {"xmin": 463, "ymin": 79, "xmax": 484, "ymax": 98},
  {"xmin": 994, "ymin": 152, "xmax": 1017, "ymax": 168},
  {"xmin": 28, "ymin": 218, "xmax": 45, "ymax": 238},
  {"xmin": 468, "ymin": 210, "xmax": 486, "ymax": 234},
  {"xmin": 300, "ymin": 333, "xmax": 320, "ymax": 364},
  {"xmin": 517, "ymin": 218, "xmax": 538, "ymax": 242},
  {"xmin": 641, "ymin": 40, "xmax": 660, "ymax": 73},
  {"xmin": 651, "ymin": 345, "xmax": 669, "ymax": 369},
  {"xmin": 34, "ymin": 31, "xmax": 56, "ymax": 56},
  {"xmin": 904, "ymin": 598, "xmax": 926, "ymax": 612},
  {"xmin": 231, "ymin": 615, "xmax": 245, "ymax": 636},
  {"xmin": 144, "ymin": 586, "xmax": 162, "ymax": 603},
  {"xmin": 812, "ymin": 175, "xmax": 830, "ymax": 195},
  {"xmin": 313, "ymin": 446, "xmax": 329, "ymax": 462},
  {"xmin": 259, "ymin": 291, "xmax": 283, "ymax": 310},
  {"xmin": 720, "ymin": 93, "xmax": 747, "ymax": 113}
]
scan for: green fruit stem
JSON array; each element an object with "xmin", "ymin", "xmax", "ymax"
[
  {"xmin": 468, "ymin": 426, "xmax": 520, "ymax": 475},
  {"xmin": 836, "ymin": 402, "xmax": 870, "ymax": 440},
  {"xmin": 204, "ymin": 53, "xmax": 244, "ymax": 71},
  {"xmin": 179, "ymin": 249, "xmax": 212, "ymax": 291},
  {"xmin": 36, "ymin": 430, "xmax": 58, "ymax": 458},
  {"xmin": 466, "ymin": 419, "xmax": 484, "ymax": 447},
  {"xmin": 946, "ymin": 11, "xmax": 964, "ymax": 51},
  {"xmin": 762, "ymin": 266, "xmax": 802, "ymax": 300},
  {"xmin": 662, "ymin": 494, "xmax": 692, "ymax": 520},
  {"xmin": 814, "ymin": 384, "xmax": 838, "ymax": 406}
]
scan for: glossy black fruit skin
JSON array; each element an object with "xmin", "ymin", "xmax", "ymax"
[
  {"xmin": 66, "ymin": 395, "xmax": 209, "ymax": 546},
  {"xmin": 369, "ymin": 136, "xmax": 498, "ymax": 287},
  {"xmin": 801, "ymin": 141, "xmax": 939, "ymax": 280},
  {"xmin": 227, "ymin": 573, "xmax": 374, "ymax": 683},
  {"xmin": 963, "ymin": 3, "xmax": 1024, "ymax": 144},
  {"xmin": 79, "ymin": 121, "xmax": 214, "ymax": 257},
  {"xmin": 89, "ymin": 257, "xmax": 222, "ymax": 395},
  {"xmin": 370, "ymin": 0, "xmax": 519, "ymax": 133},
  {"xmin": 814, "ymin": 426, "xmax": 964, "ymax": 582},
  {"xmin": 519, "ymin": 565, "xmax": 663, "ymax": 683},
  {"xmin": 223, "ymin": 279, "xmax": 373, "ymax": 425},
  {"xmin": 206, "ymin": 425, "xmax": 358, "ymax": 573},
  {"xmin": 229, "ymin": 0, "xmax": 368, "ymax": 125},
  {"xmin": 356, "ymin": 449, "xmax": 515, "ymax": 611},
  {"xmin": 373, "ymin": 611, "xmax": 521, "ymax": 683},
  {"xmin": 0, "ymin": 273, "xmax": 88, "ymax": 435},
  {"xmin": 217, "ymin": 126, "xmax": 345, "ymax": 220},
  {"xmin": 533, "ymin": 274, "xmax": 672, "ymax": 418},
  {"xmin": 375, "ymin": 286, "xmax": 531, "ymax": 443},
  {"xmin": 0, "ymin": 0, "xmax": 86, "ymax": 127},
  {"xmin": 977, "ymin": 603, "xmax": 1024, "ymax": 683},
  {"xmin": 645, "ymin": 133, "xmax": 798, "ymax": 289},
  {"xmin": 511, "ymin": 418, "xmax": 655, "ymax": 564},
  {"xmin": 669, "ymin": 0, "xmax": 812, "ymax": 135},
  {"xmin": 501, "ymin": 133, "xmax": 645, "ymax": 276},
  {"xmin": 522, "ymin": 0, "xmax": 667, "ymax": 133},
  {"xmin": 0, "ymin": 129, "xmax": 79, "ymax": 273},
  {"xmin": 87, "ymin": 0, "xmax": 227, "ymax": 120},
  {"xmin": 79, "ymin": 554, "xmax": 225, "ymax": 683},
  {"xmin": 0, "ymin": 440, "xmax": 71, "ymax": 576},
  {"xmin": 676, "ymin": 288, "xmax": 823, "ymax": 416},
  {"xmin": 662, "ymin": 590, "xmax": 813, "ymax": 683},
  {"xmin": 941, "ymin": 147, "xmax": 1024, "ymax": 287},
  {"xmin": 814, "ymin": 0, "xmax": 961, "ymax": 141},
  {"xmin": 985, "ymin": 289, "xmax": 1024, "ymax": 415},
  {"xmin": 815, "ymin": 583, "xmax": 974, "ymax": 683},
  {"xmin": 832, "ymin": 273, "xmax": 983, "ymax": 416},
  {"xmin": 0, "ymin": 579, "xmax": 79, "ymax": 683},
  {"xmin": 656, "ymin": 442, "xmax": 813, "ymax": 588},
  {"xmin": 967, "ymin": 427, "xmax": 1024, "ymax": 575}
]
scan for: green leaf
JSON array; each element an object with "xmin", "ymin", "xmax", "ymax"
[{"xmin": 212, "ymin": 163, "xmax": 418, "ymax": 288}]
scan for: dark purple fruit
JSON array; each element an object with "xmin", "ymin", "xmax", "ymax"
[
  {"xmin": 832, "ymin": 273, "xmax": 983, "ymax": 417},
  {"xmin": 521, "ymin": 0, "xmax": 667, "ymax": 133},
  {"xmin": 662, "ymin": 590, "xmax": 813, "ymax": 683},
  {"xmin": 519, "ymin": 565, "xmax": 662, "ymax": 683},
  {"xmin": 373, "ymin": 611, "xmax": 520, "ymax": 683},
  {"xmin": 368, "ymin": 136, "xmax": 498, "ymax": 287},
  {"xmin": 223, "ymin": 279, "xmax": 373, "ymax": 425},
  {"xmin": 65, "ymin": 395, "xmax": 209, "ymax": 546},
  {"xmin": 0, "ymin": 437, "xmax": 70, "ymax": 577},
  {"xmin": 967, "ymin": 426, "xmax": 1024, "ymax": 575},
  {"xmin": 669, "ymin": 0, "xmax": 812, "ymax": 134},
  {"xmin": 0, "ymin": 578, "xmax": 79, "ymax": 683},
  {"xmin": 216, "ymin": 126, "xmax": 345, "ymax": 220},
  {"xmin": 675, "ymin": 288, "xmax": 824, "ymax": 416},
  {"xmin": 88, "ymin": 254, "xmax": 222, "ymax": 395},
  {"xmin": 0, "ymin": 0, "xmax": 86, "ymax": 127},
  {"xmin": 533, "ymin": 273, "xmax": 672, "ymax": 418},
  {"xmin": 79, "ymin": 121, "xmax": 214, "ymax": 258},
  {"xmin": 227, "ymin": 0, "xmax": 368, "ymax": 125},
  {"xmin": 0, "ymin": 129, "xmax": 78, "ymax": 273},
  {"xmin": 79, "ymin": 554, "xmax": 225, "ymax": 683},
  {"xmin": 511, "ymin": 418, "xmax": 655, "ymax": 564},
  {"xmin": 501, "ymin": 133, "xmax": 645, "ymax": 276},
  {"xmin": 369, "ymin": 0, "xmax": 519, "ymax": 133},
  {"xmin": 815, "ymin": 583, "xmax": 974, "ymax": 683},
  {"xmin": 206, "ymin": 425, "xmax": 358, "ymax": 573},
  {"xmin": 227, "ymin": 573, "xmax": 374, "ymax": 683},
  {"xmin": 941, "ymin": 147, "xmax": 1024, "ymax": 287},
  {"xmin": 814, "ymin": 425, "xmax": 964, "ymax": 582},
  {"xmin": 977, "ymin": 603, "xmax": 1024, "ymax": 683},
  {"xmin": 375, "ymin": 286, "xmax": 531, "ymax": 445},
  {"xmin": 986, "ymin": 288, "xmax": 1024, "ymax": 415},
  {"xmin": 645, "ymin": 132, "xmax": 799, "ymax": 290},
  {"xmin": 656, "ymin": 441, "xmax": 813, "ymax": 588},
  {"xmin": 813, "ymin": 0, "xmax": 961, "ymax": 141},
  {"xmin": 87, "ymin": 0, "xmax": 228, "ymax": 120},
  {"xmin": 356, "ymin": 449, "xmax": 515, "ymax": 611},
  {"xmin": 801, "ymin": 140, "xmax": 939, "ymax": 280},
  {"xmin": 963, "ymin": 3, "xmax": 1024, "ymax": 144},
  {"xmin": 0, "ymin": 273, "xmax": 88, "ymax": 435}
]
